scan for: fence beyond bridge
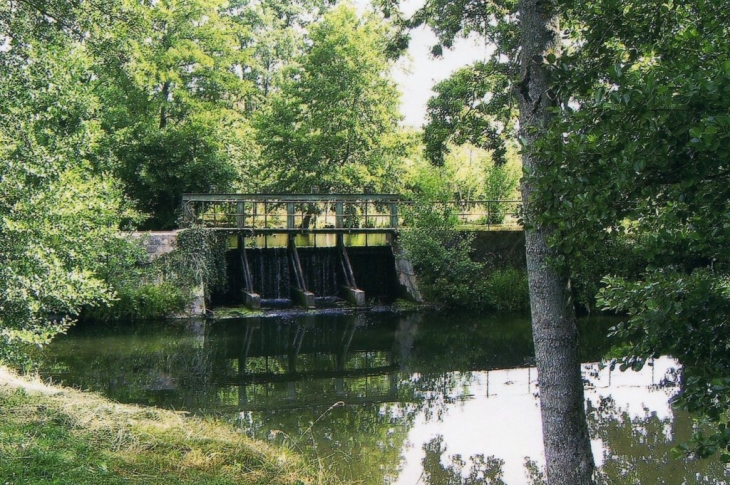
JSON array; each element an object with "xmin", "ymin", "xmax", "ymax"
[{"xmin": 181, "ymin": 193, "xmax": 522, "ymax": 233}]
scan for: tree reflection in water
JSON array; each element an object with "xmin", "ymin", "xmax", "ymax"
[
  {"xmin": 37, "ymin": 311, "xmax": 730, "ymax": 484},
  {"xmin": 588, "ymin": 396, "xmax": 729, "ymax": 485},
  {"xmin": 421, "ymin": 435, "xmax": 507, "ymax": 485}
]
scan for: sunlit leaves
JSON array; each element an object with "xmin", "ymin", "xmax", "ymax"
[
  {"xmin": 0, "ymin": 0, "xmax": 142, "ymax": 354},
  {"xmin": 89, "ymin": 0, "xmax": 256, "ymax": 229},
  {"xmin": 424, "ymin": 61, "xmax": 516, "ymax": 167},
  {"xmin": 255, "ymin": 5, "xmax": 405, "ymax": 193}
]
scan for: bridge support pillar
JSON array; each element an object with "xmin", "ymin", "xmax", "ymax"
[
  {"xmin": 337, "ymin": 234, "xmax": 365, "ymax": 306},
  {"xmin": 288, "ymin": 236, "xmax": 316, "ymax": 309},
  {"xmin": 341, "ymin": 286, "xmax": 365, "ymax": 306},
  {"xmin": 240, "ymin": 235, "xmax": 261, "ymax": 310}
]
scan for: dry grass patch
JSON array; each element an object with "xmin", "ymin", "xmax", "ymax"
[{"xmin": 0, "ymin": 367, "xmax": 335, "ymax": 484}]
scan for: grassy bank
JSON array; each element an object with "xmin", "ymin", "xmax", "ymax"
[{"xmin": 0, "ymin": 368, "xmax": 331, "ymax": 485}]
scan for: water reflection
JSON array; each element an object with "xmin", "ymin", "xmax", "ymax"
[
  {"xmin": 394, "ymin": 358, "xmax": 721, "ymax": 484},
  {"xmin": 421, "ymin": 435, "xmax": 507, "ymax": 484},
  {"xmin": 589, "ymin": 396, "xmax": 729, "ymax": 485},
  {"xmin": 37, "ymin": 311, "xmax": 729, "ymax": 483}
]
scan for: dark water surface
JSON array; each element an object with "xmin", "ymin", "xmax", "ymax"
[{"xmin": 38, "ymin": 311, "xmax": 729, "ymax": 484}]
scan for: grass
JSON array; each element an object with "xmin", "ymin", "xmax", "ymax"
[
  {"xmin": 392, "ymin": 298, "xmax": 427, "ymax": 311},
  {"xmin": 0, "ymin": 368, "xmax": 333, "ymax": 485}
]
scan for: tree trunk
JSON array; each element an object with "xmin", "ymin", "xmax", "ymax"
[{"xmin": 517, "ymin": 0, "xmax": 595, "ymax": 483}]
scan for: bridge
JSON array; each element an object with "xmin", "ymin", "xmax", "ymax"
[
  {"xmin": 181, "ymin": 193, "xmax": 522, "ymax": 234},
  {"xmin": 180, "ymin": 194, "xmax": 522, "ymax": 311}
]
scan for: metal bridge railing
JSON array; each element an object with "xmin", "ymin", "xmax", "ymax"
[
  {"xmin": 435, "ymin": 199, "xmax": 523, "ymax": 231},
  {"xmin": 181, "ymin": 194, "xmax": 522, "ymax": 232}
]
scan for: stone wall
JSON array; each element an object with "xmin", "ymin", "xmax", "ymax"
[{"xmin": 134, "ymin": 231, "xmax": 180, "ymax": 258}]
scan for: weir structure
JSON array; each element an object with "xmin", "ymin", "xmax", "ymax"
[{"xmin": 181, "ymin": 193, "xmax": 521, "ymax": 309}]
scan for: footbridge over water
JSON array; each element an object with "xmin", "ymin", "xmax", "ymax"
[{"xmin": 180, "ymin": 194, "xmax": 521, "ymax": 310}]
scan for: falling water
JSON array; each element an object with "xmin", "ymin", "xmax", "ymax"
[{"xmin": 212, "ymin": 246, "xmax": 399, "ymax": 307}]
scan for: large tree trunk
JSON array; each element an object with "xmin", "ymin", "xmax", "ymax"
[{"xmin": 517, "ymin": 0, "xmax": 595, "ymax": 483}]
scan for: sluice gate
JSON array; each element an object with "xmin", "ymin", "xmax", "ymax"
[{"xmin": 214, "ymin": 233, "xmax": 403, "ymax": 309}]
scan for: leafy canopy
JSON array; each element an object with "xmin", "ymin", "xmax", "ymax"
[
  {"xmin": 0, "ymin": 0, "xmax": 137, "ymax": 351},
  {"xmin": 92, "ymin": 0, "xmax": 255, "ymax": 229},
  {"xmin": 255, "ymin": 4, "xmax": 406, "ymax": 193}
]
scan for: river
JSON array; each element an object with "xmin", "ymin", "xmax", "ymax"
[{"xmin": 37, "ymin": 310, "xmax": 729, "ymax": 484}]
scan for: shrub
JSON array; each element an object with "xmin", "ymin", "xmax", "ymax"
[
  {"xmin": 86, "ymin": 281, "xmax": 190, "ymax": 321},
  {"xmin": 84, "ymin": 228, "xmax": 228, "ymax": 322},
  {"xmin": 484, "ymin": 268, "xmax": 530, "ymax": 312},
  {"xmin": 399, "ymin": 199, "xmax": 528, "ymax": 311}
]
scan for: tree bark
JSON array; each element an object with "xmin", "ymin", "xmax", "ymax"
[{"xmin": 517, "ymin": 0, "xmax": 595, "ymax": 483}]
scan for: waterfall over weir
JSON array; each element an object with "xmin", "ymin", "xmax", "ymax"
[{"xmin": 212, "ymin": 243, "xmax": 401, "ymax": 308}]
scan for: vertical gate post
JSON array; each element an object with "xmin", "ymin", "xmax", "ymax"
[
  {"xmin": 390, "ymin": 202, "xmax": 398, "ymax": 229},
  {"xmin": 335, "ymin": 202, "xmax": 344, "ymax": 228},
  {"xmin": 287, "ymin": 202, "xmax": 295, "ymax": 229},
  {"xmin": 240, "ymin": 234, "xmax": 261, "ymax": 309},
  {"xmin": 287, "ymin": 235, "xmax": 315, "ymax": 309},
  {"xmin": 337, "ymin": 234, "xmax": 365, "ymax": 306},
  {"xmin": 236, "ymin": 201, "xmax": 245, "ymax": 228}
]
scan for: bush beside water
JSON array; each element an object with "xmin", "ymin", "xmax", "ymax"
[
  {"xmin": 398, "ymin": 201, "xmax": 529, "ymax": 312},
  {"xmin": 85, "ymin": 282, "xmax": 191, "ymax": 321},
  {"xmin": 84, "ymin": 228, "xmax": 229, "ymax": 322}
]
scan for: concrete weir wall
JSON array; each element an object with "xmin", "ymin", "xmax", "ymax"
[{"xmin": 137, "ymin": 231, "xmax": 179, "ymax": 257}]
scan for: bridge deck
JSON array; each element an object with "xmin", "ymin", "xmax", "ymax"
[{"xmin": 181, "ymin": 193, "xmax": 521, "ymax": 233}]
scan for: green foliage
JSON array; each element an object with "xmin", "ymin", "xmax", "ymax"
[
  {"xmin": 229, "ymin": 0, "xmax": 334, "ymax": 108},
  {"xmin": 399, "ymin": 200, "xmax": 487, "ymax": 309},
  {"xmin": 376, "ymin": 0, "xmax": 519, "ymax": 59},
  {"xmin": 526, "ymin": 0, "xmax": 730, "ymax": 459},
  {"xmin": 482, "ymin": 155, "xmax": 520, "ymax": 224},
  {"xmin": 424, "ymin": 62, "xmax": 516, "ymax": 167},
  {"xmin": 101, "ymin": 282, "xmax": 191, "ymax": 321},
  {"xmin": 0, "ymin": 2, "xmax": 138, "ymax": 355},
  {"xmin": 599, "ymin": 269, "xmax": 730, "ymax": 461},
  {"xmin": 377, "ymin": 0, "xmax": 521, "ymax": 169},
  {"xmin": 402, "ymin": 138, "xmax": 520, "ymax": 206},
  {"xmin": 109, "ymin": 115, "xmax": 248, "ymax": 230},
  {"xmin": 255, "ymin": 5, "xmax": 406, "ymax": 193},
  {"xmin": 165, "ymin": 228, "xmax": 229, "ymax": 298},
  {"xmin": 568, "ymin": 233, "xmax": 647, "ymax": 313},
  {"xmin": 84, "ymin": 240, "xmax": 193, "ymax": 322},
  {"xmin": 483, "ymin": 268, "xmax": 529, "ymax": 312},
  {"xmin": 484, "ymin": 155, "xmax": 520, "ymax": 201},
  {"xmin": 399, "ymin": 201, "xmax": 528, "ymax": 311},
  {"xmin": 91, "ymin": 0, "xmax": 255, "ymax": 229},
  {"xmin": 85, "ymin": 228, "xmax": 228, "ymax": 321}
]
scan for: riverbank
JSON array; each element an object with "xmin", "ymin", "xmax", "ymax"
[{"xmin": 0, "ymin": 368, "xmax": 334, "ymax": 485}]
